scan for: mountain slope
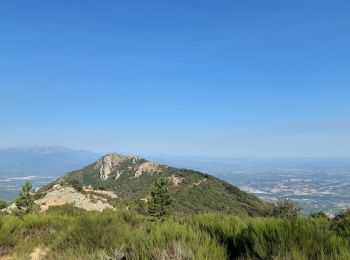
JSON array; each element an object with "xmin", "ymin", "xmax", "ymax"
[{"xmin": 52, "ymin": 153, "xmax": 272, "ymax": 215}]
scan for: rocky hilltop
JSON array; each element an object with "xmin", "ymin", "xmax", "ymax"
[
  {"xmin": 38, "ymin": 152, "xmax": 272, "ymax": 215},
  {"xmin": 95, "ymin": 153, "xmax": 161, "ymax": 180}
]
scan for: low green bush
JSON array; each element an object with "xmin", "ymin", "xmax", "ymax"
[{"xmin": 67, "ymin": 179, "xmax": 83, "ymax": 192}]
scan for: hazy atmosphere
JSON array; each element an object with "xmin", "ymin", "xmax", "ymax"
[{"xmin": 1, "ymin": 0, "xmax": 350, "ymax": 157}]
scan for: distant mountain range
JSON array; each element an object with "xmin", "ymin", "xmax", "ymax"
[{"xmin": 0, "ymin": 146, "xmax": 99, "ymax": 177}]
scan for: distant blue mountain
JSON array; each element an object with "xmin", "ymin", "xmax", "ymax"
[{"xmin": 0, "ymin": 145, "xmax": 99, "ymax": 177}]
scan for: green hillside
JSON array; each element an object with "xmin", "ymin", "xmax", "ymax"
[{"xmin": 57, "ymin": 153, "xmax": 272, "ymax": 216}]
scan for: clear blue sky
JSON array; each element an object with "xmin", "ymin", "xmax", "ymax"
[{"xmin": 1, "ymin": 0, "xmax": 349, "ymax": 157}]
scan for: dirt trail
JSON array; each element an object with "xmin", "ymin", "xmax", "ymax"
[{"xmin": 29, "ymin": 247, "xmax": 49, "ymax": 260}]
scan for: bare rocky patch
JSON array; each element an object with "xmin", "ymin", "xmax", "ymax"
[
  {"xmin": 0, "ymin": 256, "xmax": 12, "ymax": 260},
  {"xmin": 167, "ymin": 175, "xmax": 184, "ymax": 187},
  {"xmin": 135, "ymin": 161, "xmax": 162, "ymax": 178},
  {"xmin": 29, "ymin": 247, "xmax": 49, "ymax": 260},
  {"xmin": 83, "ymin": 186, "xmax": 118, "ymax": 199},
  {"xmin": 35, "ymin": 184, "xmax": 115, "ymax": 212},
  {"xmin": 192, "ymin": 178, "xmax": 207, "ymax": 187}
]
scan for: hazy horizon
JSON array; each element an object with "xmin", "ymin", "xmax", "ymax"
[{"xmin": 1, "ymin": 145, "xmax": 350, "ymax": 160}]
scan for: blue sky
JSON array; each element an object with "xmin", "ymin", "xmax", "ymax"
[{"xmin": 1, "ymin": 0, "xmax": 349, "ymax": 157}]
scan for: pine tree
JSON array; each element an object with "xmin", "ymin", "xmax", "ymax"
[
  {"xmin": 16, "ymin": 180, "xmax": 34, "ymax": 212},
  {"xmin": 148, "ymin": 177, "xmax": 171, "ymax": 219}
]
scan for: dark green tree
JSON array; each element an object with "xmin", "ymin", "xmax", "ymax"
[
  {"xmin": 148, "ymin": 177, "xmax": 171, "ymax": 219},
  {"xmin": 15, "ymin": 180, "xmax": 34, "ymax": 212},
  {"xmin": 0, "ymin": 199, "xmax": 7, "ymax": 210},
  {"xmin": 68, "ymin": 179, "xmax": 83, "ymax": 192}
]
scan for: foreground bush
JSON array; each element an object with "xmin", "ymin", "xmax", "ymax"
[
  {"xmin": 1, "ymin": 205, "xmax": 350, "ymax": 259},
  {"xmin": 0, "ymin": 205, "xmax": 225, "ymax": 259}
]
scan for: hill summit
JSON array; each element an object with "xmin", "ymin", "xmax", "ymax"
[{"xmin": 39, "ymin": 152, "xmax": 272, "ymax": 215}]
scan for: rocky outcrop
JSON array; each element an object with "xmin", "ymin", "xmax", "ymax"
[
  {"xmin": 95, "ymin": 153, "xmax": 130, "ymax": 180},
  {"xmin": 83, "ymin": 186, "xmax": 118, "ymax": 199},
  {"xmin": 1, "ymin": 202, "xmax": 17, "ymax": 214},
  {"xmin": 192, "ymin": 178, "xmax": 207, "ymax": 187},
  {"xmin": 135, "ymin": 161, "xmax": 161, "ymax": 178},
  {"xmin": 167, "ymin": 175, "xmax": 184, "ymax": 186},
  {"xmin": 35, "ymin": 184, "xmax": 115, "ymax": 212},
  {"xmin": 94, "ymin": 153, "xmax": 163, "ymax": 180}
]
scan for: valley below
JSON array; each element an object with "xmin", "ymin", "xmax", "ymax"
[
  {"xmin": 225, "ymin": 170, "xmax": 350, "ymax": 216},
  {"xmin": 0, "ymin": 175, "xmax": 56, "ymax": 200}
]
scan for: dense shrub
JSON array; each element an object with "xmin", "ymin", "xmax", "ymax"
[
  {"xmin": 1, "ymin": 207, "xmax": 350, "ymax": 259},
  {"xmin": 68, "ymin": 179, "xmax": 83, "ymax": 192},
  {"xmin": 0, "ymin": 199, "xmax": 7, "ymax": 210},
  {"xmin": 190, "ymin": 213, "xmax": 350, "ymax": 259},
  {"xmin": 334, "ymin": 217, "xmax": 350, "ymax": 239},
  {"xmin": 310, "ymin": 211, "xmax": 330, "ymax": 219},
  {"xmin": 33, "ymin": 191, "xmax": 46, "ymax": 200},
  {"xmin": 272, "ymin": 198, "xmax": 301, "ymax": 218},
  {"xmin": 334, "ymin": 208, "xmax": 350, "ymax": 221}
]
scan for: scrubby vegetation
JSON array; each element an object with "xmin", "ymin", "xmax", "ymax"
[{"xmin": 1, "ymin": 204, "xmax": 350, "ymax": 259}]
